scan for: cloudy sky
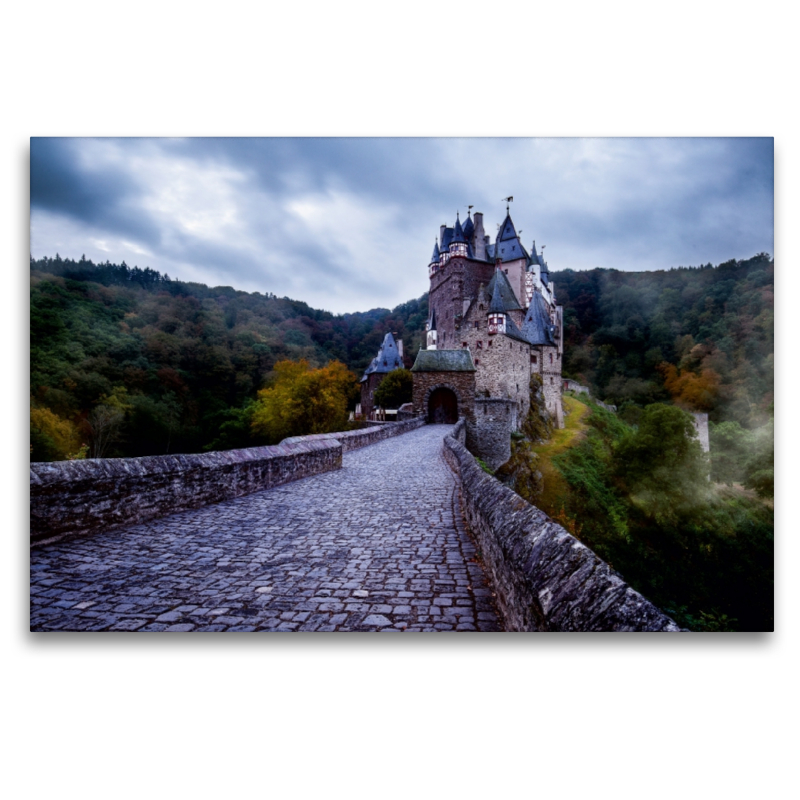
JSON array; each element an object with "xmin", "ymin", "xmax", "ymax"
[{"xmin": 30, "ymin": 137, "xmax": 773, "ymax": 314}]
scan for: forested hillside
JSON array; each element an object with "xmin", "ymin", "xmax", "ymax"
[
  {"xmin": 31, "ymin": 252, "xmax": 773, "ymax": 466},
  {"xmin": 30, "ymin": 255, "xmax": 428, "ymax": 459},
  {"xmin": 553, "ymin": 253, "xmax": 774, "ymax": 429}
]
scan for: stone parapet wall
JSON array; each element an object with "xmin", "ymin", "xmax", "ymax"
[
  {"xmin": 281, "ymin": 417, "xmax": 425, "ymax": 452},
  {"xmin": 467, "ymin": 398, "xmax": 514, "ymax": 470},
  {"xmin": 30, "ymin": 439, "xmax": 342, "ymax": 545},
  {"xmin": 443, "ymin": 420, "xmax": 682, "ymax": 632},
  {"xmin": 30, "ymin": 420, "xmax": 426, "ymax": 545}
]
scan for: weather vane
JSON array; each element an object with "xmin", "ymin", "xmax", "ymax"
[
  {"xmin": 468, "ymin": 204, "xmax": 474, "ymax": 217},
  {"xmin": 502, "ymin": 196, "xmax": 514, "ymax": 213}
]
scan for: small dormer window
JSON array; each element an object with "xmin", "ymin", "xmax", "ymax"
[{"xmin": 383, "ymin": 360, "xmax": 387, "ymax": 366}]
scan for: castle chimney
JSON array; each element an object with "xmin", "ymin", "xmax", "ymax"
[
  {"xmin": 440, "ymin": 225, "xmax": 446, "ymax": 247},
  {"xmin": 474, "ymin": 212, "xmax": 486, "ymax": 260}
]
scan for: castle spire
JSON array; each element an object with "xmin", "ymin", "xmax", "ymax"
[
  {"xmin": 487, "ymin": 271, "xmax": 508, "ymax": 335},
  {"xmin": 449, "ymin": 211, "xmax": 468, "ymax": 256}
]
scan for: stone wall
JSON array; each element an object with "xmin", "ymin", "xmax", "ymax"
[
  {"xmin": 692, "ymin": 412, "xmax": 710, "ymax": 453},
  {"xmin": 281, "ymin": 417, "xmax": 425, "ymax": 452},
  {"xmin": 412, "ymin": 371, "xmax": 476, "ymax": 422},
  {"xmin": 30, "ymin": 419, "xmax": 424, "ymax": 545},
  {"xmin": 467, "ymin": 398, "xmax": 514, "ymax": 470},
  {"xmin": 444, "ymin": 420, "xmax": 682, "ymax": 632},
  {"xmin": 30, "ymin": 439, "xmax": 342, "ymax": 545},
  {"xmin": 461, "ymin": 300, "xmax": 531, "ymax": 423}
]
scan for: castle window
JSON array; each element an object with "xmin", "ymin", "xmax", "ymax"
[
  {"xmin": 479, "ymin": 304, "xmax": 484, "ymax": 311},
  {"xmin": 550, "ymin": 353, "xmax": 553, "ymax": 364},
  {"xmin": 488, "ymin": 340, "xmax": 492, "ymax": 347},
  {"xmin": 474, "ymin": 358, "xmax": 480, "ymax": 366},
  {"xmin": 474, "ymin": 321, "xmax": 479, "ymax": 329},
  {"xmin": 462, "ymin": 342, "xmax": 468, "ymax": 349},
  {"xmin": 531, "ymin": 355, "xmax": 537, "ymax": 364},
  {"xmin": 476, "ymin": 341, "xmax": 482, "ymax": 349}
]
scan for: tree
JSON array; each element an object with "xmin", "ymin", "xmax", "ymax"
[
  {"xmin": 612, "ymin": 403, "xmax": 708, "ymax": 523},
  {"xmin": 742, "ymin": 418, "xmax": 774, "ymax": 498},
  {"xmin": 709, "ymin": 421, "xmax": 751, "ymax": 485},
  {"xmin": 373, "ymin": 368, "xmax": 413, "ymax": 409},
  {"xmin": 86, "ymin": 405, "xmax": 125, "ymax": 458},
  {"xmin": 250, "ymin": 359, "xmax": 358, "ymax": 444},
  {"xmin": 30, "ymin": 406, "xmax": 82, "ymax": 461}
]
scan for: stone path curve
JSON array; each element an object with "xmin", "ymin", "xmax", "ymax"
[{"xmin": 30, "ymin": 425, "xmax": 503, "ymax": 632}]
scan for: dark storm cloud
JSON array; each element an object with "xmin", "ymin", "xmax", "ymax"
[
  {"xmin": 30, "ymin": 138, "xmax": 162, "ymax": 245},
  {"xmin": 29, "ymin": 137, "xmax": 774, "ymax": 312}
]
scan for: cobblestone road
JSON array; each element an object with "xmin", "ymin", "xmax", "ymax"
[{"xmin": 30, "ymin": 425, "xmax": 503, "ymax": 632}]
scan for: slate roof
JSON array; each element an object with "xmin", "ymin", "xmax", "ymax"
[
  {"xmin": 428, "ymin": 307, "xmax": 437, "ymax": 331},
  {"xmin": 430, "ymin": 240, "xmax": 440, "ymax": 263},
  {"xmin": 462, "ymin": 215, "xmax": 474, "ymax": 240},
  {"xmin": 411, "ymin": 349, "xmax": 476, "ymax": 373},
  {"xmin": 440, "ymin": 227, "xmax": 454, "ymax": 251},
  {"xmin": 452, "ymin": 214, "xmax": 467, "ymax": 244},
  {"xmin": 497, "ymin": 213, "xmax": 519, "ymax": 242},
  {"xmin": 503, "ymin": 314, "xmax": 533, "ymax": 346},
  {"xmin": 360, "ymin": 332, "xmax": 405, "ymax": 381},
  {"xmin": 489, "ymin": 213, "xmax": 526, "ymax": 262},
  {"xmin": 485, "ymin": 268, "xmax": 523, "ymax": 312},
  {"xmin": 488, "ymin": 275, "xmax": 507, "ymax": 314},
  {"xmin": 521, "ymin": 291, "xmax": 557, "ymax": 346}
]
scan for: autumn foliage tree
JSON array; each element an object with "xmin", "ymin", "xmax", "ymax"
[
  {"xmin": 658, "ymin": 362, "xmax": 721, "ymax": 410},
  {"xmin": 250, "ymin": 359, "xmax": 358, "ymax": 444}
]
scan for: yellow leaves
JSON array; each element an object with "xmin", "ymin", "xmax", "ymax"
[
  {"xmin": 250, "ymin": 359, "xmax": 358, "ymax": 443},
  {"xmin": 30, "ymin": 406, "xmax": 83, "ymax": 461}
]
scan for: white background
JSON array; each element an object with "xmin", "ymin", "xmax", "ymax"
[{"xmin": 4, "ymin": 2, "xmax": 796, "ymax": 798}]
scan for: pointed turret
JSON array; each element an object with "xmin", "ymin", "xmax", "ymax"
[
  {"xmin": 430, "ymin": 240, "xmax": 440, "ymax": 264},
  {"xmin": 360, "ymin": 332, "xmax": 404, "ymax": 379},
  {"xmin": 521, "ymin": 291, "xmax": 557, "ymax": 346},
  {"xmin": 485, "ymin": 267, "xmax": 523, "ymax": 311},
  {"xmin": 426, "ymin": 307, "xmax": 438, "ymax": 350},
  {"xmin": 487, "ymin": 270, "xmax": 508, "ymax": 335},
  {"xmin": 497, "ymin": 212, "xmax": 519, "ymax": 243},
  {"xmin": 449, "ymin": 212, "xmax": 468, "ymax": 257},
  {"xmin": 462, "ymin": 214, "xmax": 474, "ymax": 242},
  {"xmin": 494, "ymin": 212, "xmax": 524, "ymax": 262}
]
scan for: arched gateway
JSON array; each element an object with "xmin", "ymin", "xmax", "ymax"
[
  {"xmin": 428, "ymin": 387, "xmax": 458, "ymax": 424},
  {"xmin": 411, "ymin": 349, "xmax": 476, "ymax": 425}
]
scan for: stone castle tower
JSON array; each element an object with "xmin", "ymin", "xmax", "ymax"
[{"xmin": 411, "ymin": 205, "xmax": 564, "ymax": 465}]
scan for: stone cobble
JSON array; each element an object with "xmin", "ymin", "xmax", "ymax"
[{"xmin": 30, "ymin": 425, "xmax": 503, "ymax": 633}]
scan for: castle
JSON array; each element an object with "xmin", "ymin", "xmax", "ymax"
[{"xmin": 410, "ymin": 205, "xmax": 565, "ymax": 466}]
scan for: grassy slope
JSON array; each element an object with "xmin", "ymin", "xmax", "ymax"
[{"xmin": 529, "ymin": 393, "xmax": 591, "ymax": 526}]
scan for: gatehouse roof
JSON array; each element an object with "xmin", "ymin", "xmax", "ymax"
[{"xmin": 411, "ymin": 349, "xmax": 476, "ymax": 372}]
